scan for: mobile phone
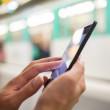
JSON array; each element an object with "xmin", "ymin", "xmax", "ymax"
[{"xmin": 44, "ymin": 21, "xmax": 97, "ymax": 88}]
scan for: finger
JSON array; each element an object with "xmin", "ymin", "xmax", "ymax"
[
  {"xmin": 69, "ymin": 57, "xmax": 84, "ymax": 83},
  {"xmin": 22, "ymin": 61, "xmax": 63, "ymax": 81},
  {"xmin": 22, "ymin": 57, "xmax": 61, "ymax": 72},
  {"xmin": 43, "ymin": 76, "xmax": 49, "ymax": 85},
  {"xmin": 73, "ymin": 75, "xmax": 86, "ymax": 99},
  {"xmin": 16, "ymin": 76, "xmax": 43, "ymax": 103},
  {"xmin": 78, "ymin": 75, "xmax": 86, "ymax": 94},
  {"xmin": 16, "ymin": 61, "xmax": 63, "ymax": 88}
]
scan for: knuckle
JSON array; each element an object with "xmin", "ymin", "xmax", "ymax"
[
  {"xmin": 78, "ymin": 65, "xmax": 85, "ymax": 76},
  {"xmin": 72, "ymin": 61, "xmax": 85, "ymax": 76},
  {"xmin": 30, "ymin": 79, "xmax": 37, "ymax": 90},
  {"xmin": 32, "ymin": 64, "xmax": 38, "ymax": 70},
  {"xmin": 8, "ymin": 79, "xmax": 15, "ymax": 87},
  {"xmin": 30, "ymin": 61, "xmax": 35, "ymax": 66},
  {"xmin": 29, "ymin": 64, "xmax": 38, "ymax": 74},
  {"xmin": 35, "ymin": 64, "xmax": 41, "ymax": 72},
  {"xmin": 81, "ymin": 83, "xmax": 86, "ymax": 93},
  {"xmin": 79, "ymin": 63, "xmax": 85, "ymax": 72}
]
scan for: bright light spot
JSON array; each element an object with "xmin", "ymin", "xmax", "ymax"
[
  {"xmin": 59, "ymin": 1, "xmax": 95, "ymax": 18},
  {"xmin": 9, "ymin": 20, "xmax": 26, "ymax": 32},
  {"xmin": 27, "ymin": 12, "xmax": 55, "ymax": 27},
  {"xmin": 7, "ymin": 1, "xmax": 18, "ymax": 11},
  {"xmin": 19, "ymin": 0, "xmax": 31, "ymax": 5},
  {"xmin": 95, "ymin": 0, "xmax": 107, "ymax": 8},
  {"xmin": 58, "ymin": 8, "xmax": 67, "ymax": 19},
  {"xmin": 0, "ymin": 4, "xmax": 8, "ymax": 15},
  {"xmin": 73, "ymin": 28, "xmax": 84, "ymax": 45},
  {"xmin": 0, "ymin": 24, "xmax": 8, "ymax": 35}
]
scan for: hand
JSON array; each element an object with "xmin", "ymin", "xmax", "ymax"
[
  {"xmin": 35, "ymin": 57, "xmax": 86, "ymax": 110},
  {"xmin": 0, "ymin": 57, "xmax": 63, "ymax": 110}
]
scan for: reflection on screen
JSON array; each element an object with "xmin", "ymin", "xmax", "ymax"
[{"xmin": 51, "ymin": 27, "xmax": 89, "ymax": 79}]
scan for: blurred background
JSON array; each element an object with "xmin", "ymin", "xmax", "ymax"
[{"xmin": 0, "ymin": 0, "xmax": 110, "ymax": 110}]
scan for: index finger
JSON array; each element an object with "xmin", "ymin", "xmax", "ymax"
[
  {"xmin": 22, "ymin": 57, "xmax": 61, "ymax": 72},
  {"xmin": 16, "ymin": 61, "xmax": 63, "ymax": 88}
]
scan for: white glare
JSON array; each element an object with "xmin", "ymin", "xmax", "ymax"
[
  {"xmin": 9, "ymin": 20, "xmax": 26, "ymax": 32},
  {"xmin": 59, "ymin": 1, "xmax": 95, "ymax": 18},
  {"xmin": 27, "ymin": 12, "xmax": 55, "ymax": 27},
  {"xmin": 73, "ymin": 28, "xmax": 84, "ymax": 45},
  {"xmin": 95, "ymin": 0, "xmax": 107, "ymax": 8},
  {"xmin": 0, "ymin": 24, "xmax": 8, "ymax": 35},
  {"xmin": 7, "ymin": 1, "xmax": 18, "ymax": 11},
  {"xmin": 19, "ymin": 0, "xmax": 31, "ymax": 5}
]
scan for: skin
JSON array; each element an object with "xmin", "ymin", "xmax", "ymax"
[
  {"xmin": 0, "ymin": 57, "xmax": 62, "ymax": 110},
  {"xmin": 0, "ymin": 57, "xmax": 86, "ymax": 110},
  {"xmin": 35, "ymin": 57, "xmax": 86, "ymax": 110}
]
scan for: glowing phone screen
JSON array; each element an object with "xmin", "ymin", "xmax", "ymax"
[{"xmin": 51, "ymin": 27, "xmax": 90, "ymax": 79}]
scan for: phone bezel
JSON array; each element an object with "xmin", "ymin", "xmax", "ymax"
[
  {"xmin": 44, "ymin": 21, "xmax": 97, "ymax": 89},
  {"xmin": 67, "ymin": 21, "xmax": 97, "ymax": 71}
]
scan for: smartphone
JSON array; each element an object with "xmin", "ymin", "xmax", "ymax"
[{"xmin": 44, "ymin": 21, "xmax": 97, "ymax": 88}]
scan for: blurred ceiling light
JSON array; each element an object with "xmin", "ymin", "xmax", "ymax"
[
  {"xmin": 59, "ymin": 1, "xmax": 95, "ymax": 18},
  {"xmin": 58, "ymin": 8, "xmax": 67, "ymax": 18},
  {"xmin": 0, "ymin": 24, "xmax": 8, "ymax": 36},
  {"xmin": 7, "ymin": 1, "xmax": 19, "ymax": 11},
  {"xmin": 27, "ymin": 12, "xmax": 55, "ymax": 27},
  {"xmin": 0, "ymin": 4, "xmax": 8, "ymax": 15},
  {"xmin": 95, "ymin": 0, "xmax": 107, "ymax": 8},
  {"xmin": 9, "ymin": 20, "xmax": 26, "ymax": 32},
  {"xmin": 18, "ymin": 0, "xmax": 31, "ymax": 5}
]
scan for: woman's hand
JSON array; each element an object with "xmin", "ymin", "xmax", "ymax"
[
  {"xmin": 0, "ymin": 57, "xmax": 62, "ymax": 110},
  {"xmin": 35, "ymin": 57, "xmax": 86, "ymax": 110}
]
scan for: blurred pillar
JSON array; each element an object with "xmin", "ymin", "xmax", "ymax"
[
  {"xmin": 105, "ymin": 0, "xmax": 110, "ymax": 34},
  {"xmin": 52, "ymin": 9, "xmax": 61, "ymax": 39},
  {"xmin": 5, "ymin": 31, "xmax": 12, "ymax": 43},
  {"xmin": 22, "ymin": 27, "xmax": 30, "ymax": 42}
]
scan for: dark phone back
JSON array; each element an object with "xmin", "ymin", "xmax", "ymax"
[{"xmin": 67, "ymin": 21, "xmax": 97, "ymax": 71}]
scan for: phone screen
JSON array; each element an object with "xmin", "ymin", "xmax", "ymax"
[{"xmin": 51, "ymin": 26, "xmax": 91, "ymax": 79}]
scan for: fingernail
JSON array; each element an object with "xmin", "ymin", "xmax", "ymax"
[
  {"xmin": 53, "ymin": 61, "xmax": 63, "ymax": 69},
  {"xmin": 33, "ymin": 76, "xmax": 43, "ymax": 87},
  {"xmin": 57, "ymin": 60, "xmax": 64, "ymax": 65}
]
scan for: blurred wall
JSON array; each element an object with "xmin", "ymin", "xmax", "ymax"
[{"xmin": 0, "ymin": 0, "xmax": 110, "ymax": 110}]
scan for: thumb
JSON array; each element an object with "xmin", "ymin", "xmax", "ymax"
[{"xmin": 16, "ymin": 76, "xmax": 43, "ymax": 104}]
